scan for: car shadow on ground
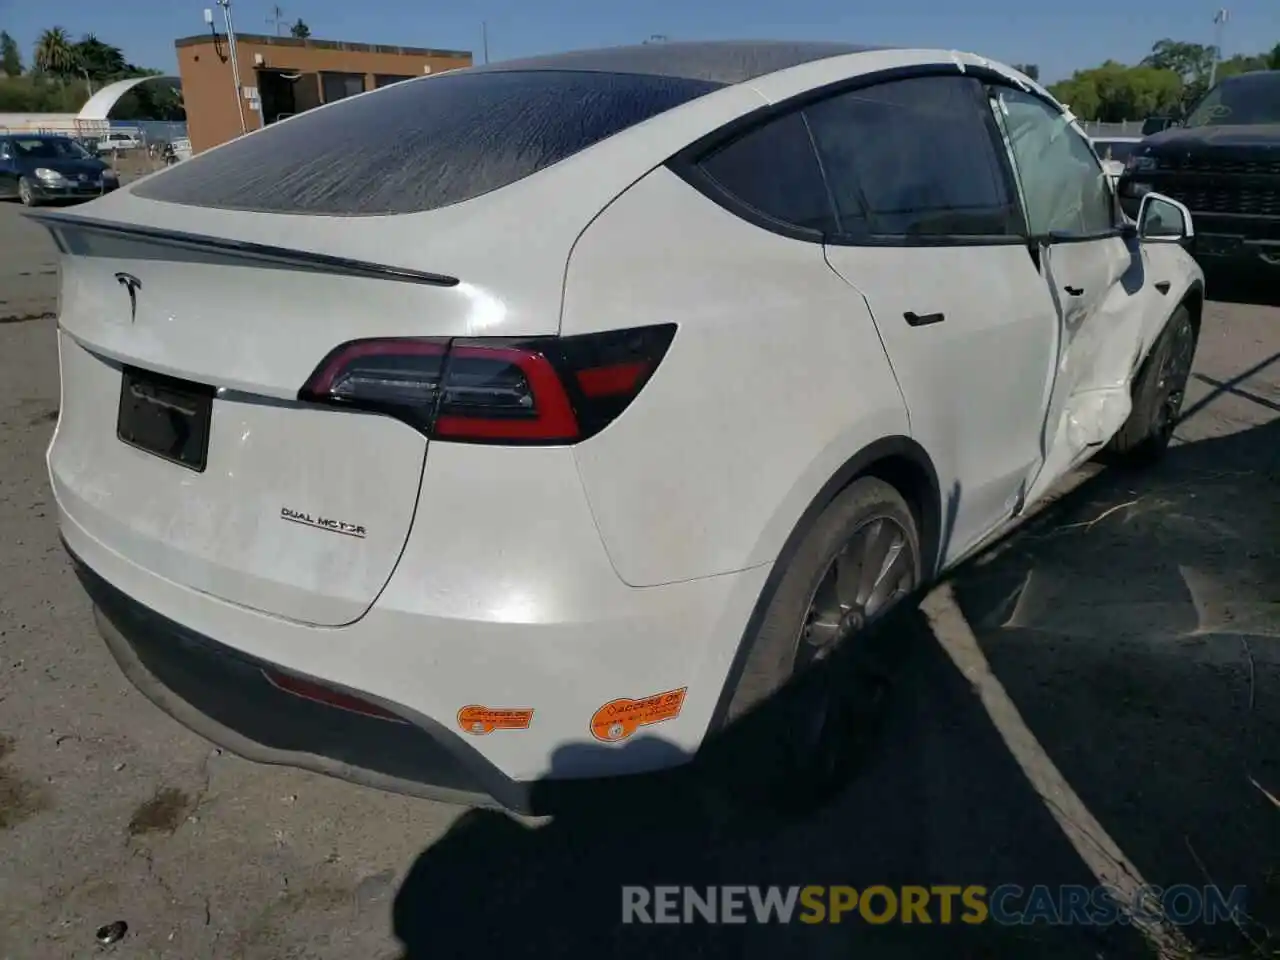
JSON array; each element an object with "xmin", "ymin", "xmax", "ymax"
[{"xmin": 392, "ymin": 419, "xmax": 1279, "ymax": 960}]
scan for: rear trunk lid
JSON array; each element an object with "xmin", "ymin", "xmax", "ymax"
[
  {"xmin": 37, "ymin": 189, "xmax": 594, "ymax": 626},
  {"xmin": 42, "ymin": 211, "xmax": 519, "ymax": 627}
]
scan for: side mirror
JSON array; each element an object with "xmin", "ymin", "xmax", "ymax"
[
  {"xmin": 1137, "ymin": 193, "xmax": 1194, "ymax": 244},
  {"xmin": 1141, "ymin": 116, "xmax": 1176, "ymax": 136}
]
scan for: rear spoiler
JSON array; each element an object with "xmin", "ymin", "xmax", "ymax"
[{"xmin": 24, "ymin": 210, "xmax": 460, "ymax": 288}]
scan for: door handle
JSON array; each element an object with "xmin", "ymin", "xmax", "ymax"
[
  {"xmin": 1064, "ymin": 285, "xmax": 1085, "ymax": 296},
  {"xmin": 904, "ymin": 310, "xmax": 945, "ymax": 327},
  {"xmin": 1155, "ymin": 280, "xmax": 1171, "ymax": 295}
]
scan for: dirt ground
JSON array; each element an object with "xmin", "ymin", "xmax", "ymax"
[{"xmin": 0, "ymin": 201, "xmax": 1277, "ymax": 959}]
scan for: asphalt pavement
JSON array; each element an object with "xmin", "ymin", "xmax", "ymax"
[{"xmin": 0, "ymin": 200, "xmax": 1277, "ymax": 959}]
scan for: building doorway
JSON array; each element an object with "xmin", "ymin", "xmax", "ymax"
[{"xmin": 256, "ymin": 68, "xmax": 321, "ymax": 125}]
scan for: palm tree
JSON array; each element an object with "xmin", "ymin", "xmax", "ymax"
[{"xmin": 34, "ymin": 27, "xmax": 78, "ymax": 78}]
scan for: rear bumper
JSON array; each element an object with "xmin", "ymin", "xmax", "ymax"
[
  {"xmin": 73, "ymin": 545, "xmax": 521, "ymax": 809},
  {"xmin": 57, "ymin": 480, "xmax": 770, "ymax": 811},
  {"xmin": 49, "ymin": 329, "xmax": 771, "ymax": 807}
]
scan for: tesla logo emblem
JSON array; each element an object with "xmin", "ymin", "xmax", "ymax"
[{"xmin": 114, "ymin": 272, "xmax": 142, "ymax": 322}]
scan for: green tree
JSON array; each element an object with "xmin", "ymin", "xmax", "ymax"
[
  {"xmin": 1142, "ymin": 38, "xmax": 1216, "ymax": 109},
  {"xmin": 1268, "ymin": 42, "xmax": 1280, "ymax": 71},
  {"xmin": 1048, "ymin": 61, "xmax": 1182, "ymax": 122},
  {"xmin": 34, "ymin": 26, "xmax": 78, "ymax": 78},
  {"xmin": 0, "ymin": 31, "xmax": 22, "ymax": 76},
  {"xmin": 74, "ymin": 33, "xmax": 128, "ymax": 82},
  {"xmin": 290, "ymin": 18, "xmax": 311, "ymax": 39},
  {"xmin": 0, "ymin": 74, "xmax": 88, "ymax": 111},
  {"xmin": 1214, "ymin": 52, "xmax": 1269, "ymax": 80},
  {"xmin": 1012, "ymin": 63, "xmax": 1040, "ymax": 81},
  {"xmin": 1048, "ymin": 75, "xmax": 1101, "ymax": 119},
  {"xmin": 115, "ymin": 78, "xmax": 186, "ymax": 121}
]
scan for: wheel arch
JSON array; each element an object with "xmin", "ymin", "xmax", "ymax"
[
  {"xmin": 704, "ymin": 435, "xmax": 942, "ymax": 735},
  {"xmin": 1181, "ymin": 279, "xmax": 1205, "ymax": 340},
  {"xmin": 1130, "ymin": 276, "xmax": 1203, "ymax": 383}
]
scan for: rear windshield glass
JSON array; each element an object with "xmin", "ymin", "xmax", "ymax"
[{"xmin": 132, "ymin": 69, "xmax": 724, "ymax": 215}]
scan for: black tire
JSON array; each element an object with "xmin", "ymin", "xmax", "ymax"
[
  {"xmin": 716, "ymin": 476, "xmax": 922, "ymax": 811},
  {"xmin": 17, "ymin": 177, "xmax": 38, "ymax": 207},
  {"xmin": 1108, "ymin": 305, "xmax": 1198, "ymax": 465}
]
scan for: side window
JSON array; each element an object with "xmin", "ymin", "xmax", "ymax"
[
  {"xmin": 697, "ymin": 110, "xmax": 837, "ymax": 235},
  {"xmin": 804, "ymin": 75, "xmax": 1020, "ymax": 239},
  {"xmin": 989, "ymin": 86, "xmax": 1114, "ymax": 237}
]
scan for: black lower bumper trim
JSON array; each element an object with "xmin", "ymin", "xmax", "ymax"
[
  {"xmin": 31, "ymin": 184, "xmax": 119, "ymax": 202},
  {"xmin": 68, "ymin": 545, "xmax": 544, "ymax": 812}
]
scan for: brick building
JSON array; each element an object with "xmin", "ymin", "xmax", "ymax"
[{"xmin": 174, "ymin": 33, "xmax": 472, "ymax": 153}]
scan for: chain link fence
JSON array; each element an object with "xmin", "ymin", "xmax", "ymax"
[{"xmin": 77, "ymin": 122, "xmax": 191, "ymax": 180}]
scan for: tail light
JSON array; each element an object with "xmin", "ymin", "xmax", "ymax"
[{"xmin": 298, "ymin": 324, "xmax": 676, "ymax": 444}]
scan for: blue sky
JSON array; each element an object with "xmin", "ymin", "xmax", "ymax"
[{"xmin": 2, "ymin": 0, "xmax": 1278, "ymax": 84}]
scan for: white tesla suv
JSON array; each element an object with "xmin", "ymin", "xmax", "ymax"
[{"xmin": 34, "ymin": 41, "xmax": 1203, "ymax": 812}]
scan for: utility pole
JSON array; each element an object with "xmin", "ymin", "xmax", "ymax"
[
  {"xmin": 1208, "ymin": 8, "xmax": 1229, "ymax": 88},
  {"xmin": 481, "ymin": 21, "xmax": 489, "ymax": 64},
  {"xmin": 217, "ymin": 0, "xmax": 248, "ymax": 133},
  {"xmin": 267, "ymin": 5, "xmax": 286, "ymax": 36}
]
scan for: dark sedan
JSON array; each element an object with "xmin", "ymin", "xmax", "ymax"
[{"xmin": 0, "ymin": 134, "xmax": 120, "ymax": 206}]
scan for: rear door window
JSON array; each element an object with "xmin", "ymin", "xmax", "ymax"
[
  {"xmin": 131, "ymin": 69, "xmax": 724, "ymax": 216},
  {"xmin": 696, "ymin": 110, "xmax": 837, "ymax": 235},
  {"xmin": 805, "ymin": 75, "xmax": 1022, "ymax": 239}
]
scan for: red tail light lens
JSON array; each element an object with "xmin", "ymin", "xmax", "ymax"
[
  {"xmin": 299, "ymin": 324, "xmax": 676, "ymax": 444},
  {"xmin": 261, "ymin": 668, "xmax": 408, "ymax": 723}
]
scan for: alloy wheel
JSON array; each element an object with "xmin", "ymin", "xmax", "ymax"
[
  {"xmin": 1153, "ymin": 315, "xmax": 1195, "ymax": 441},
  {"xmin": 788, "ymin": 515, "xmax": 918, "ymax": 782},
  {"xmin": 797, "ymin": 516, "xmax": 916, "ymax": 670}
]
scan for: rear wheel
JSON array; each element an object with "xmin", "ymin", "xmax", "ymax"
[
  {"xmin": 720, "ymin": 477, "xmax": 922, "ymax": 810},
  {"xmin": 17, "ymin": 177, "xmax": 38, "ymax": 207},
  {"xmin": 1108, "ymin": 305, "xmax": 1197, "ymax": 465}
]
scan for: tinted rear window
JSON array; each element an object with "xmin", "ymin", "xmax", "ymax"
[
  {"xmin": 806, "ymin": 75, "xmax": 1020, "ymax": 238},
  {"xmin": 132, "ymin": 69, "xmax": 724, "ymax": 215},
  {"xmin": 698, "ymin": 111, "xmax": 837, "ymax": 235}
]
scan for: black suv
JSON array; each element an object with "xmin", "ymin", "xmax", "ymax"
[{"xmin": 1118, "ymin": 70, "xmax": 1280, "ymax": 273}]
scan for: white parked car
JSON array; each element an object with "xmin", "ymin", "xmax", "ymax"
[
  {"xmin": 32, "ymin": 42, "xmax": 1202, "ymax": 812},
  {"xmin": 97, "ymin": 131, "xmax": 142, "ymax": 153}
]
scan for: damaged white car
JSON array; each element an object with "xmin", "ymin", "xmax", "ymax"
[{"xmin": 33, "ymin": 41, "xmax": 1201, "ymax": 812}]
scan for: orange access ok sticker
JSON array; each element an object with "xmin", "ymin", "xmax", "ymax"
[
  {"xmin": 590, "ymin": 687, "xmax": 688, "ymax": 742},
  {"xmin": 457, "ymin": 705, "xmax": 534, "ymax": 736}
]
